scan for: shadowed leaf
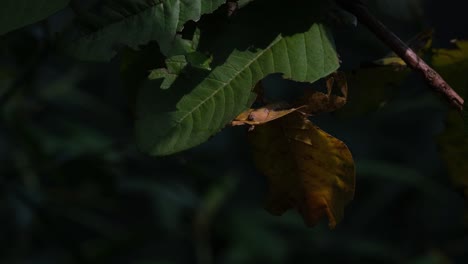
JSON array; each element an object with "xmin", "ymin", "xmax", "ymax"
[
  {"xmin": 432, "ymin": 40, "xmax": 468, "ymax": 131},
  {"xmin": 335, "ymin": 30, "xmax": 433, "ymax": 117},
  {"xmin": 432, "ymin": 41, "xmax": 468, "ymax": 110},
  {"xmin": 148, "ymin": 29, "xmax": 212, "ymax": 89},
  {"xmin": 438, "ymin": 111, "xmax": 468, "ymax": 202},
  {"xmin": 435, "ymin": 40, "xmax": 468, "ymax": 204},
  {"xmin": 249, "ymin": 112, "xmax": 355, "ymax": 228},
  {"xmin": 148, "ymin": 55, "xmax": 189, "ymax": 90},
  {"xmin": 61, "ymin": 0, "xmax": 226, "ymax": 61},
  {"xmin": 0, "ymin": 0, "xmax": 69, "ymax": 35},
  {"xmin": 296, "ymin": 72, "xmax": 348, "ymax": 115},
  {"xmin": 337, "ymin": 67, "xmax": 409, "ymax": 117}
]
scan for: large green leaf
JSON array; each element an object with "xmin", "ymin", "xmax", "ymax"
[
  {"xmin": 0, "ymin": 0, "xmax": 69, "ymax": 35},
  {"xmin": 61, "ymin": 0, "xmax": 226, "ymax": 61},
  {"xmin": 136, "ymin": 0, "xmax": 339, "ymax": 156}
]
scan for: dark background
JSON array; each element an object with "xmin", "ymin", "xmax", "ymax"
[{"xmin": 0, "ymin": 0, "xmax": 467, "ymax": 263}]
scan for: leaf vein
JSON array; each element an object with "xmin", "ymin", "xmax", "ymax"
[{"xmin": 176, "ymin": 36, "xmax": 283, "ymax": 124}]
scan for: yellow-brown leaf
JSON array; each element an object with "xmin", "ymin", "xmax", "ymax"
[
  {"xmin": 249, "ymin": 112, "xmax": 355, "ymax": 228},
  {"xmin": 438, "ymin": 111, "xmax": 468, "ymax": 203},
  {"xmin": 298, "ymin": 72, "xmax": 348, "ymax": 115}
]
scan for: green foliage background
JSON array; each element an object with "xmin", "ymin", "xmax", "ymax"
[{"xmin": 0, "ymin": 0, "xmax": 467, "ymax": 263}]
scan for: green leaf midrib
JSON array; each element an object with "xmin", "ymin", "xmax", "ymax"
[{"xmin": 176, "ymin": 36, "xmax": 284, "ymax": 124}]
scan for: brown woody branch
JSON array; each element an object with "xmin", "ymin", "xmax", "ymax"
[{"xmin": 336, "ymin": 0, "xmax": 464, "ymax": 111}]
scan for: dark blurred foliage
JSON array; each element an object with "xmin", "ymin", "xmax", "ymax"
[{"xmin": 1, "ymin": 0, "xmax": 467, "ymax": 263}]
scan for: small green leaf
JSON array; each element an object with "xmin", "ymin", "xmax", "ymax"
[
  {"xmin": 148, "ymin": 27, "xmax": 212, "ymax": 89},
  {"xmin": 186, "ymin": 52, "xmax": 213, "ymax": 71},
  {"xmin": 148, "ymin": 52, "xmax": 212, "ymax": 90},
  {"xmin": 149, "ymin": 56, "xmax": 188, "ymax": 90},
  {"xmin": 0, "ymin": 0, "xmax": 69, "ymax": 35}
]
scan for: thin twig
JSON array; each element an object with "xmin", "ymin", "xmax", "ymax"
[
  {"xmin": 336, "ymin": 0, "xmax": 464, "ymax": 111},
  {"xmin": 226, "ymin": 1, "xmax": 239, "ymax": 17}
]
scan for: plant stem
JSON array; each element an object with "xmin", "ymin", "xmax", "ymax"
[{"xmin": 336, "ymin": 0, "xmax": 464, "ymax": 111}]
